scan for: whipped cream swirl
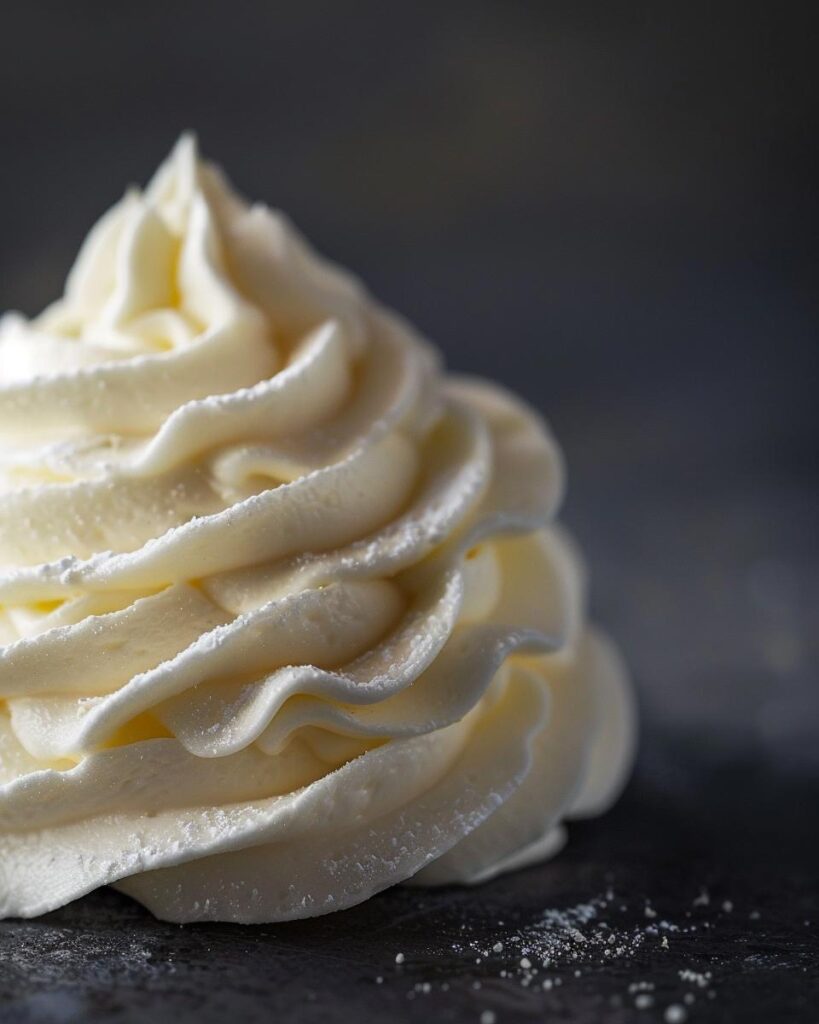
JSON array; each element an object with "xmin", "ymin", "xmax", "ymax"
[{"xmin": 0, "ymin": 137, "xmax": 635, "ymax": 922}]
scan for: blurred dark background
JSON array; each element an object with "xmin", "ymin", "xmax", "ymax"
[{"xmin": 0, "ymin": 3, "xmax": 817, "ymax": 1019}]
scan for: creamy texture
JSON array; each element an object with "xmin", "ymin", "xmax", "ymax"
[{"xmin": 0, "ymin": 137, "xmax": 635, "ymax": 922}]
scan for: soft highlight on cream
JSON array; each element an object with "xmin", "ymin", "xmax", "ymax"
[{"xmin": 0, "ymin": 137, "xmax": 635, "ymax": 922}]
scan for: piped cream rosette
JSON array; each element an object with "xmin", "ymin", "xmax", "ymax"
[{"xmin": 0, "ymin": 137, "xmax": 635, "ymax": 922}]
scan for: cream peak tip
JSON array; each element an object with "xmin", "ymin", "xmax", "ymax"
[
  {"xmin": 173, "ymin": 131, "xmax": 200, "ymax": 164},
  {"xmin": 163, "ymin": 131, "xmax": 202, "ymax": 185},
  {"xmin": 144, "ymin": 132, "xmax": 206, "ymax": 218}
]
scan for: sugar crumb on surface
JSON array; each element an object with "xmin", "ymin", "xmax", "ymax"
[{"xmin": 367, "ymin": 884, "xmax": 768, "ymax": 1017}]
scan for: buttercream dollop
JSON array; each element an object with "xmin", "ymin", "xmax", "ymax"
[{"xmin": 0, "ymin": 136, "xmax": 635, "ymax": 922}]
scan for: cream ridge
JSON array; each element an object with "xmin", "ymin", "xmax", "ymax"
[{"xmin": 0, "ymin": 137, "xmax": 635, "ymax": 922}]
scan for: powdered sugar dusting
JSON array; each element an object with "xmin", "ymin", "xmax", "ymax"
[{"xmin": 385, "ymin": 884, "xmax": 761, "ymax": 1020}]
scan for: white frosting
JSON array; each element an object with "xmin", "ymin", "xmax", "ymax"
[{"xmin": 0, "ymin": 137, "xmax": 635, "ymax": 922}]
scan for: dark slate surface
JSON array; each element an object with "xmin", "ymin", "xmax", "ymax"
[
  {"xmin": 0, "ymin": 763, "xmax": 817, "ymax": 1024},
  {"xmin": 1, "ymin": 2, "xmax": 817, "ymax": 1021}
]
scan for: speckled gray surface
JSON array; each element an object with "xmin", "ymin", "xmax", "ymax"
[{"xmin": 1, "ymin": 767, "xmax": 817, "ymax": 1024}]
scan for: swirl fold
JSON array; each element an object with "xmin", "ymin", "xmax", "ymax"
[{"xmin": 0, "ymin": 136, "xmax": 635, "ymax": 922}]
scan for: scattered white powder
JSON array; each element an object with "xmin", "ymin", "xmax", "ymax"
[
  {"xmin": 679, "ymin": 969, "xmax": 712, "ymax": 988},
  {"xmin": 383, "ymin": 886, "xmax": 731, "ymax": 1013}
]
